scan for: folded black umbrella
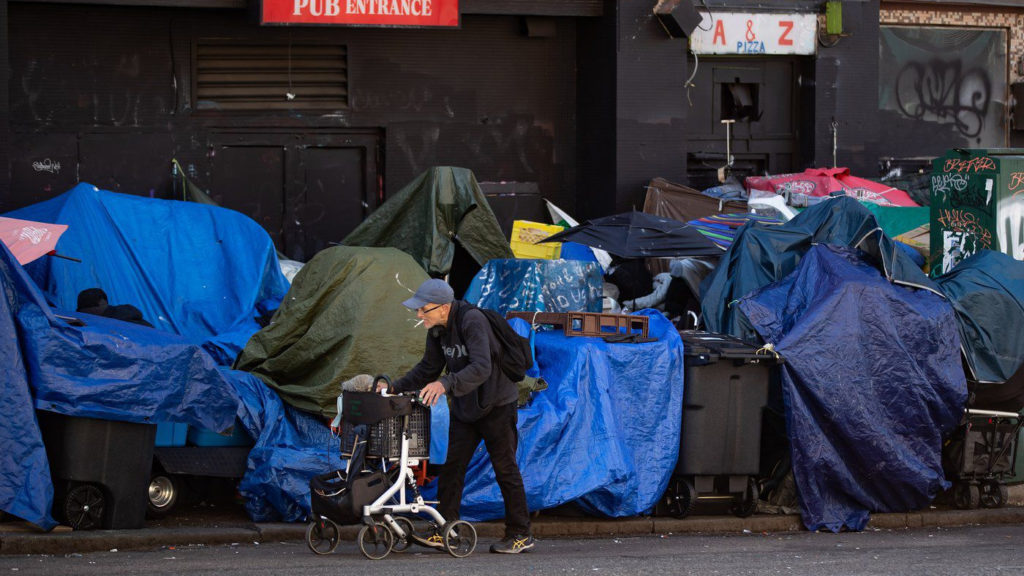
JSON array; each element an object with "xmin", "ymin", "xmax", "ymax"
[{"xmin": 541, "ymin": 211, "xmax": 724, "ymax": 258}]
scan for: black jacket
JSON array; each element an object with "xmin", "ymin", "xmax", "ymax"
[{"xmin": 392, "ymin": 300, "xmax": 517, "ymax": 422}]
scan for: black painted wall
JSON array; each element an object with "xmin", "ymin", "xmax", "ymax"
[
  {"xmin": 813, "ymin": 0, "xmax": 880, "ymax": 174},
  {"xmin": 4, "ymin": 5, "xmax": 579, "ymax": 232},
  {"xmin": 576, "ymin": 0, "xmax": 691, "ymax": 219}
]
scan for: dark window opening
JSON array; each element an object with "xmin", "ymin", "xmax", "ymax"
[{"xmin": 721, "ymin": 82, "xmax": 761, "ymax": 122}]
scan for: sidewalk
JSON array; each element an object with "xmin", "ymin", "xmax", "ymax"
[{"xmin": 4, "ymin": 504, "xmax": 1024, "ymax": 556}]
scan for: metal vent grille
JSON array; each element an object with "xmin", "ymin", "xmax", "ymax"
[{"xmin": 194, "ymin": 42, "xmax": 348, "ymax": 111}]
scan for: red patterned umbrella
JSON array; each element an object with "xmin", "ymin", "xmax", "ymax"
[
  {"xmin": 0, "ymin": 216, "xmax": 69, "ymax": 265},
  {"xmin": 746, "ymin": 167, "xmax": 918, "ymax": 207}
]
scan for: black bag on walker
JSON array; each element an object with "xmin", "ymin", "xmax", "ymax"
[
  {"xmin": 310, "ymin": 469, "xmax": 390, "ymax": 525},
  {"xmin": 342, "ymin": 392, "xmax": 414, "ymax": 425}
]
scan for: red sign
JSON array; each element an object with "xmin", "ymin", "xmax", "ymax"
[{"xmin": 261, "ymin": 0, "xmax": 459, "ymax": 27}]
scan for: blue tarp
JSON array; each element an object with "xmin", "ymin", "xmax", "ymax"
[
  {"xmin": 463, "ymin": 259, "xmax": 603, "ymax": 316},
  {"xmin": 5, "ymin": 183, "xmax": 290, "ymax": 364},
  {"xmin": 231, "ymin": 310, "xmax": 684, "ymax": 523},
  {"xmin": 0, "ymin": 240, "xmax": 241, "ymax": 530},
  {"xmin": 424, "ymin": 310, "xmax": 684, "ymax": 520},
  {"xmin": 935, "ymin": 250, "xmax": 1024, "ymax": 384},
  {"xmin": 738, "ymin": 245, "xmax": 967, "ymax": 532},
  {"xmin": 701, "ymin": 196, "xmax": 940, "ymax": 343}
]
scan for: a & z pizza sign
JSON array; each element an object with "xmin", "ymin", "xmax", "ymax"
[
  {"xmin": 689, "ymin": 12, "xmax": 817, "ymax": 55},
  {"xmin": 262, "ymin": 0, "xmax": 459, "ymax": 27}
]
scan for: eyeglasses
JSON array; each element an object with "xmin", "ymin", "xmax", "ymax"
[{"xmin": 418, "ymin": 304, "xmax": 444, "ymax": 314}]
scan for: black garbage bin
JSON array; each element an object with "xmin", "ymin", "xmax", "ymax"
[
  {"xmin": 660, "ymin": 331, "xmax": 783, "ymax": 518},
  {"xmin": 37, "ymin": 411, "xmax": 156, "ymax": 530}
]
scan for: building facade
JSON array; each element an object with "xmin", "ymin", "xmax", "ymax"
[{"xmin": 5, "ymin": 1, "xmax": 1013, "ymax": 261}]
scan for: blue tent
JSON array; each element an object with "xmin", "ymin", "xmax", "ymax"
[
  {"xmin": 4, "ymin": 183, "xmax": 290, "ymax": 364},
  {"xmin": 0, "ymin": 240, "xmax": 240, "ymax": 530},
  {"xmin": 738, "ymin": 245, "xmax": 966, "ymax": 532},
  {"xmin": 701, "ymin": 196, "xmax": 939, "ymax": 342}
]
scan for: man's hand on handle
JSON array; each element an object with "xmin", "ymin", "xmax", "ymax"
[{"xmin": 419, "ymin": 381, "xmax": 446, "ymax": 406}]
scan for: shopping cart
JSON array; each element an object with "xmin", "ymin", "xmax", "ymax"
[
  {"xmin": 945, "ymin": 407, "xmax": 1022, "ymax": 509},
  {"xmin": 306, "ymin": 376, "xmax": 477, "ymax": 560}
]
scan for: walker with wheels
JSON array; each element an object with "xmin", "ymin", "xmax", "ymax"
[{"xmin": 305, "ymin": 375, "xmax": 477, "ymax": 560}]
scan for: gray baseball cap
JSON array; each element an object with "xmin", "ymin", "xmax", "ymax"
[{"xmin": 402, "ymin": 278, "xmax": 455, "ymax": 310}]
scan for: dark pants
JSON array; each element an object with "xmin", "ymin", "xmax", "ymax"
[{"xmin": 438, "ymin": 401, "xmax": 531, "ymax": 538}]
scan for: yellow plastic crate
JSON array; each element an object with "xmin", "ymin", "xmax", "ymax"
[{"xmin": 510, "ymin": 220, "xmax": 563, "ymax": 259}]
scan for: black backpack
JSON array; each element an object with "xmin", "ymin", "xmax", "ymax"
[{"xmin": 456, "ymin": 302, "xmax": 533, "ymax": 382}]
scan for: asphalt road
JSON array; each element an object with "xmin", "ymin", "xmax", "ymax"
[{"xmin": 3, "ymin": 524, "xmax": 1024, "ymax": 576}]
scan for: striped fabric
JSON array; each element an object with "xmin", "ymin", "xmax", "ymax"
[{"xmin": 687, "ymin": 213, "xmax": 784, "ymax": 250}]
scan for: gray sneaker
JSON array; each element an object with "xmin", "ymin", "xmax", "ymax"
[{"xmin": 490, "ymin": 534, "xmax": 535, "ymax": 554}]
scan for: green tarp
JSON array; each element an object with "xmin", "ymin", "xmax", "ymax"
[
  {"xmin": 233, "ymin": 246, "xmax": 429, "ymax": 417},
  {"xmin": 343, "ymin": 167, "xmax": 513, "ymax": 276}
]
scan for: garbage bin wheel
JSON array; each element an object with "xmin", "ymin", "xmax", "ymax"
[
  {"xmin": 664, "ymin": 477, "xmax": 696, "ymax": 519},
  {"xmin": 63, "ymin": 483, "xmax": 106, "ymax": 531},
  {"xmin": 146, "ymin": 473, "xmax": 180, "ymax": 519},
  {"xmin": 952, "ymin": 482, "xmax": 980, "ymax": 510},
  {"xmin": 306, "ymin": 517, "xmax": 341, "ymax": 555},
  {"xmin": 730, "ymin": 477, "xmax": 760, "ymax": 518},
  {"xmin": 979, "ymin": 480, "xmax": 1007, "ymax": 509}
]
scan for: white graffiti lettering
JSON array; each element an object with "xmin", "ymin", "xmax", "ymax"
[{"xmin": 31, "ymin": 158, "xmax": 61, "ymax": 174}]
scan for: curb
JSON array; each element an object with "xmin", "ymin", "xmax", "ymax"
[{"xmin": 3, "ymin": 508, "xmax": 1024, "ymax": 555}]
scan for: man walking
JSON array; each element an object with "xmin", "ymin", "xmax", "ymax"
[{"xmin": 384, "ymin": 278, "xmax": 534, "ymax": 554}]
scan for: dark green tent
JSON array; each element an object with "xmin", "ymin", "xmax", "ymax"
[
  {"xmin": 233, "ymin": 246, "xmax": 429, "ymax": 417},
  {"xmin": 343, "ymin": 166, "xmax": 513, "ymax": 276}
]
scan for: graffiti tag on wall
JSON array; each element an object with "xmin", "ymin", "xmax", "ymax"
[
  {"xmin": 879, "ymin": 27, "xmax": 1006, "ymax": 153},
  {"xmin": 937, "ymin": 208, "xmax": 994, "ymax": 273},
  {"xmin": 943, "ymin": 156, "xmax": 995, "ymax": 173},
  {"xmin": 895, "ymin": 60, "xmax": 992, "ymax": 138},
  {"xmin": 998, "ymin": 196, "xmax": 1024, "ymax": 260},
  {"xmin": 1009, "ymin": 172, "xmax": 1024, "ymax": 198}
]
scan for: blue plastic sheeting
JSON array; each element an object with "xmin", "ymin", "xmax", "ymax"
[
  {"xmin": 0, "ymin": 243, "xmax": 57, "ymax": 530},
  {"xmin": 5, "ymin": 183, "xmax": 290, "ymax": 364},
  {"xmin": 738, "ymin": 245, "xmax": 966, "ymax": 532},
  {"xmin": 701, "ymin": 196, "xmax": 939, "ymax": 343},
  {"xmin": 0, "ymin": 241, "xmax": 241, "ymax": 530},
  {"xmin": 228, "ymin": 368, "xmax": 451, "ymax": 522},
  {"xmin": 935, "ymin": 250, "xmax": 1024, "ymax": 384},
  {"xmin": 463, "ymin": 259, "xmax": 603, "ymax": 315},
  {"xmin": 558, "ymin": 241, "xmax": 599, "ymax": 265},
  {"xmin": 456, "ymin": 310, "xmax": 684, "ymax": 520},
  {"xmin": 228, "ymin": 311, "xmax": 683, "ymax": 523}
]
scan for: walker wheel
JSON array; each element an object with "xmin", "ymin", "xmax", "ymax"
[
  {"xmin": 952, "ymin": 482, "xmax": 980, "ymax": 509},
  {"xmin": 730, "ymin": 477, "xmax": 759, "ymax": 518},
  {"xmin": 390, "ymin": 516, "xmax": 416, "ymax": 553},
  {"xmin": 358, "ymin": 521, "xmax": 394, "ymax": 560},
  {"xmin": 306, "ymin": 518, "xmax": 340, "ymax": 555},
  {"xmin": 442, "ymin": 519, "xmax": 477, "ymax": 558}
]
